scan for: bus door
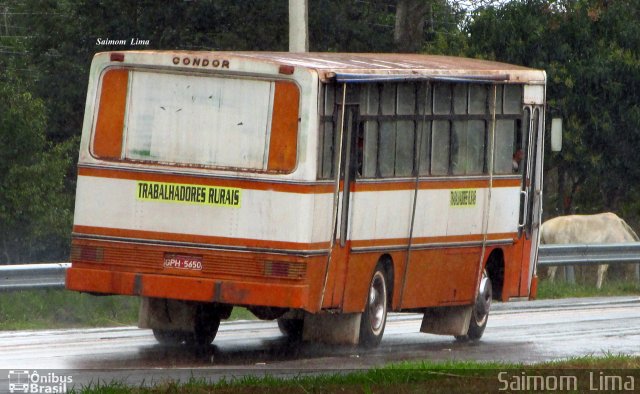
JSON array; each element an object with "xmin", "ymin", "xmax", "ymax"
[
  {"xmin": 521, "ymin": 105, "xmax": 543, "ymax": 294},
  {"xmin": 515, "ymin": 105, "xmax": 542, "ymax": 295},
  {"xmin": 338, "ymin": 105, "xmax": 359, "ymax": 250},
  {"xmin": 323, "ymin": 102, "xmax": 359, "ymax": 308}
]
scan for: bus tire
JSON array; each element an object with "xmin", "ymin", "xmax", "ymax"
[
  {"xmin": 186, "ymin": 306, "xmax": 221, "ymax": 346},
  {"xmin": 359, "ymin": 263, "xmax": 388, "ymax": 348},
  {"xmin": 153, "ymin": 329, "xmax": 187, "ymax": 345},
  {"xmin": 277, "ymin": 318, "xmax": 304, "ymax": 340},
  {"xmin": 455, "ymin": 270, "xmax": 492, "ymax": 342}
]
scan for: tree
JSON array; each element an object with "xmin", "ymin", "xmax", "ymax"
[
  {"xmin": 466, "ymin": 0, "xmax": 640, "ymax": 225},
  {"xmin": 6, "ymin": 0, "xmax": 639, "ymax": 262},
  {"xmin": 395, "ymin": 0, "xmax": 428, "ymax": 52},
  {"xmin": 14, "ymin": 0, "xmax": 291, "ymax": 144},
  {"xmin": 0, "ymin": 74, "xmax": 74, "ymax": 263},
  {"xmin": 393, "ymin": 0, "xmax": 473, "ymax": 54},
  {"xmin": 309, "ymin": 0, "xmax": 396, "ymax": 52}
]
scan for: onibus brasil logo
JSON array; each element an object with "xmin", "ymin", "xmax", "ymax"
[{"xmin": 8, "ymin": 370, "xmax": 72, "ymax": 393}]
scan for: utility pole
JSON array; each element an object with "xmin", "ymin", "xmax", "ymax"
[
  {"xmin": 288, "ymin": 0, "xmax": 308, "ymax": 52},
  {"xmin": 4, "ymin": 7, "xmax": 9, "ymax": 36}
]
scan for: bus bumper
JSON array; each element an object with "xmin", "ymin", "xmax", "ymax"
[{"xmin": 66, "ymin": 267, "xmax": 313, "ymax": 311}]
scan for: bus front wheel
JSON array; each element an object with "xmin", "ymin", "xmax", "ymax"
[
  {"xmin": 456, "ymin": 270, "xmax": 492, "ymax": 342},
  {"xmin": 359, "ymin": 264, "xmax": 389, "ymax": 348}
]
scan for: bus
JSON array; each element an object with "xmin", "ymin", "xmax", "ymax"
[{"xmin": 66, "ymin": 51, "xmax": 545, "ymax": 347}]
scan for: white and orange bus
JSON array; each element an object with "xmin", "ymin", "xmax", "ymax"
[{"xmin": 66, "ymin": 51, "xmax": 545, "ymax": 347}]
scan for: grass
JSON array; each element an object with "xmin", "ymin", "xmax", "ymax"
[
  {"xmin": 537, "ymin": 278, "xmax": 640, "ymax": 299},
  {"xmin": 0, "ymin": 289, "xmax": 140, "ymax": 330},
  {"xmin": 0, "ymin": 289, "xmax": 254, "ymax": 330},
  {"xmin": 69, "ymin": 355, "xmax": 640, "ymax": 393}
]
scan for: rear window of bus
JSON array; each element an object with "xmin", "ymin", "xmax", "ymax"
[{"xmin": 91, "ymin": 68, "xmax": 300, "ymax": 173}]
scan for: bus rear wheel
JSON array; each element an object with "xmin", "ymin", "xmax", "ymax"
[
  {"xmin": 455, "ymin": 270, "xmax": 492, "ymax": 342},
  {"xmin": 187, "ymin": 306, "xmax": 221, "ymax": 346},
  {"xmin": 153, "ymin": 329, "xmax": 187, "ymax": 345},
  {"xmin": 152, "ymin": 305, "xmax": 221, "ymax": 346},
  {"xmin": 359, "ymin": 264, "xmax": 388, "ymax": 348},
  {"xmin": 277, "ymin": 318, "xmax": 304, "ymax": 340}
]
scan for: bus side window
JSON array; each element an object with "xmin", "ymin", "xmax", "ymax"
[
  {"xmin": 493, "ymin": 85, "xmax": 524, "ymax": 175},
  {"xmin": 433, "ymin": 83, "xmax": 452, "ymax": 115},
  {"xmin": 417, "ymin": 119, "xmax": 432, "ymax": 175},
  {"xmin": 509, "ymin": 86, "xmax": 525, "ymax": 174},
  {"xmin": 360, "ymin": 82, "xmax": 418, "ymax": 178},
  {"xmin": 319, "ymin": 81, "xmax": 527, "ymax": 180},
  {"xmin": 431, "ymin": 120, "xmax": 451, "ymax": 175},
  {"xmin": 395, "ymin": 83, "xmax": 415, "ymax": 177},
  {"xmin": 466, "ymin": 120, "xmax": 486, "ymax": 174},
  {"xmin": 431, "ymin": 84, "xmax": 452, "ymax": 175},
  {"xmin": 494, "ymin": 119, "xmax": 517, "ymax": 174},
  {"xmin": 417, "ymin": 82, "xmax": 432, "ymax": 175},
  {"xmin": 319, "ymin": 119, "xmax": 335, "ymax": 179},
  {"xmin": 378, "ymin": 83, "xmax": 397, "ymax": 177},
  {"xmin": 360, "ymin": 84, "xmax": 379, "ymax": 178},
  {"xmin": 318, "ymin": 84, "xmax": 337, "ymax": 179},
  {"xmin": 504, "ymin": 85, "xmax": 522, "ymax": 115},
  {"xmin": 451, "ymin": 120, "xmax": 486, "ymax": 176},
  {"xmin": 449, "ymin": 84, "xmax": 488, "ymax": 176}
]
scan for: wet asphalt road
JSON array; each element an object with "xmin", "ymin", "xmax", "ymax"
[{"xmin": 0, "ymin": 296, "xmax": 639, "ymax": 388}]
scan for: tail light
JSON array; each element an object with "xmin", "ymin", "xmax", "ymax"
[
  {"xmin": 71, "ymin": 245, "xmax": 104, "ymax": 263},
  {"xmin": 264, "ymin": 261, "xmax": 305, "ymax": 279}
]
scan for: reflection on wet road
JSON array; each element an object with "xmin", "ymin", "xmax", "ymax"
[{"xmin": 1, "ymin": 296, "xmax": 639, "ymax": 387}]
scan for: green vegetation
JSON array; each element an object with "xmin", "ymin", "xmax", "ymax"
[
  {"xmin": 69, "ymin": 355, "xmax": 640, "ymax": 393},
  {"xmin": 537, "ymin": 278, "xmax": 640, "ymax": 299},
  {"xmin": 0, "ymin": 289, "xmax": 139, "ymax": 330},
  {"xmin": 465, "ymin": 0, "xmax": 640, "ymax": 222},
  {"xmin": 0, "ymin": 76, "xmax": 75, "ymax": 263},
  {"xmin": 0, "ymin": 289, "xmax": 254, "ymax": 330},
  {"xmin": 2, "ymin": 0, "xmax": 640, "ymax": 263}
]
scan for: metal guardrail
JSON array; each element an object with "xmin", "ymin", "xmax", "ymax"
[
  {"xmin": 1, "ymin": 243, "xmax": 639, "ymax": 291},
  {"xmin": 0, "ymin": 263, "xmax": 70, "ymax": 291},
  {"xmin": 537, "ymin": 243, "xmax": 640, "ymax": 267}
]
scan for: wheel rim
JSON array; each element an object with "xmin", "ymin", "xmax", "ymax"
[
  {"xmin": 473, "ymin": 271, "xmax": 492, "ymax": 326},
  {"xmin": 367, "ymin": 271, "xmax": 387, "ymax": 335}
]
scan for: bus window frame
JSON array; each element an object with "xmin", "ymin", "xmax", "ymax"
[
  {"xmin": 317, "ymin": 81, "xmax": 525, "ymax": 181},
  {"xmin": 89, "ymin": 66, "xmax": 302, "ymax": 175}
]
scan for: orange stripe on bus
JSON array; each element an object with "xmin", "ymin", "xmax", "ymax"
[
  {"xmin": 78, "ymin": 166, "xmax": 521, "ymax": 194},
  {"xmin": 489, "ymin": 178, "xmax": 522, "ymax": 188},
  {"xmin": 268, "ymin": 81, "xmax": 300, "ymax": 172},
  {"xmin": 350, "ymin": 233, "xmax": 516, "ymax": 248},
  {"xmin": 353, "ymin": 178, "xmax": 520, "ymax": 192},
  {"xmin": 93, "ymin": 69, "xmax": 128, "ymax": 159},
  {"xmin": 77, "ymin": 166, "xmax": 335, "ymax": 194}
]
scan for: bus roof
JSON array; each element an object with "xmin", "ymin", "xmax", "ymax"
[{"xmin": 99, "ymin": 51, "xmax": 546, "ymax": 84}]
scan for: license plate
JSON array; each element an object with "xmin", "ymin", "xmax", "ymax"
[{"xmin": 163, "ymin": 254, "xmax": 203, "ymax": 271}]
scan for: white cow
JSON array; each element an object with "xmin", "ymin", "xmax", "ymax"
[{"xmin": 541, "ymin": 212, "xmax": 639, "ymax": 289}]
